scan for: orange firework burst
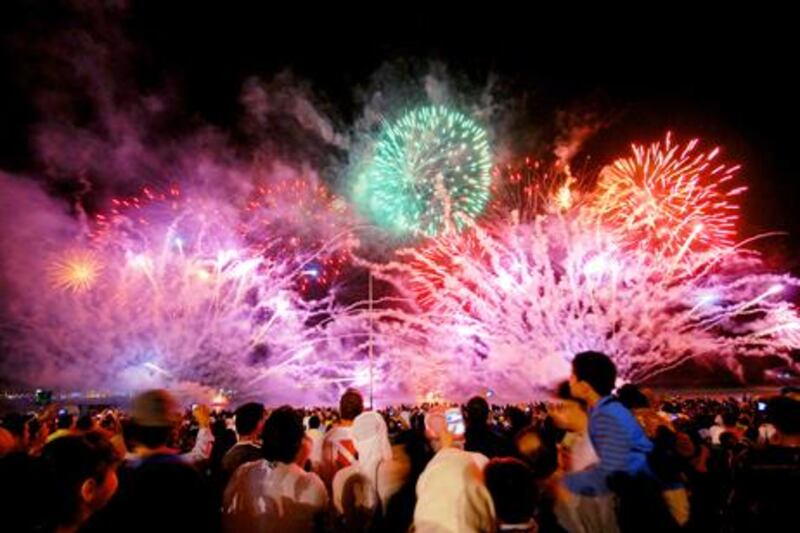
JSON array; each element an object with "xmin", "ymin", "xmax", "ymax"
[
  {"xmin": 594, "ymin": 133, "xmax": 746, "ymax": 256},
  {"xmin": 48, "ymin": 249, "xmax": 103, "ymax": 293}
]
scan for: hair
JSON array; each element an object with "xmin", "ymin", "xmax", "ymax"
[
  {"xmin": 308, "ymin": 415, "xmax": 321, "ymax": 430},
  {"xmin": 340, "ymin": 389, "xmax": 364, "ymax": 422},
  {"xmin": 556, "ymin": 380, "xmax": 587, "ymax": 409},
  {"xmin": 41, "ymin": 432, "xmax": 120, "ymax": 527},
  {"xmin": 27, "ymin": 417, "xmax": 42, "ymax": 441},
  {"xmin": 234, "ymin": 402, "xmax": 265, "ymax": 436},
  {"xmin": 617, "ymin": 384, "xmax": 650, "ymax": 410},
  {"xmin": 572, "ymin": 351, "xmax": 617, "ymax": 397},
  {"xmin": 1, "ymin": 412, "xmax": 30, "ymax": 438},
  {"xmin": 514, "ymin": 425, "xmax": 558, "ymax": 479},
  {"xmin": 394, "ymin": 429, "xmax": 433, "ymax": 477},
  {"xmin": 57, "ymin": 413, "xmax": 75, "ymax": 430},
  {"xmin": 768, "ymin": 396, "xmax": 800, "ymax": 435},
  {"xmin": 484, "ymin": 458, "xmax": 537, "ymax": 526},
  {"xmin": 466, "ymin": 396, "xmax": 490, "ymax": 427},
  {"xmin": 132, "ymin": 425, "xmax": 173, "ymax": 449},
  {"xmin": 261, "ymin": 406, "xmax": 304, "ymax": 463},
  {"xmin": 76, "ymin": 414, "xmax": 94, "ymax": 432},
  {"xmin": 721, "ymin": 411, "xmax": 739, "ymax": 427}
]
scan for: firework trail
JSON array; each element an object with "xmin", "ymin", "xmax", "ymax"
[{"xmin": 363, "ymin": 209, "xmax": 800, "ymax": 399}]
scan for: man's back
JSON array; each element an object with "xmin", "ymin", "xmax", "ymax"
[
  {"xmin": 85, "ymin": 453, "xmax": 212, "ymax": 533},
  {"xmin": 565, "ymin": 396, "xmax": 653, "ymax": 496},
  {"xmin": 223, "ymin": 459, "xmax": 328, "ymax": 533},
  {"xmin": 221, "ymin": 442, "xmax": 262, "ymax": 478},
  {"xmin": 321, "ymin": 425, "xmax": 357, "ymax": 485}
]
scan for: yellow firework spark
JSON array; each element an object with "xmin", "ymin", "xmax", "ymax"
[{"xmin": 48, "ymin": 250, "xmax": 102, "ymax": 293}]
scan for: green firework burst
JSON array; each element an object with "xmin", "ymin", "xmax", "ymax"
[{"xmin": 355, "ymin": 105, "xmax": 492, "ymax": 237}]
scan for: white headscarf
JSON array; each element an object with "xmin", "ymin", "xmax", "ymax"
[
  {"xmin": 414, "ymin": 448, "xmax": 496, "ymax": 533},
  {"xmin": 332, "ymin": 411, "xmax": 393, "ymax": 516}
]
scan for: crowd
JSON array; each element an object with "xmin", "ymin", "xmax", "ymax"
[{"xmin": 1, "ymin": 351, "xmax": 798, "ymax": 533}]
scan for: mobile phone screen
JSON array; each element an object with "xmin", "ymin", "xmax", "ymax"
[{"xmin": 445, "ymin": 408, "xmax": 465, "ymax": 436}]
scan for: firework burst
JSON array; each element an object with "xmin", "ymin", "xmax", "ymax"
[
  {"xmin": 364, "ymin": 208, "xmax": 800, "ymax": 400},
  {"xmin": 353, "ymin": 105, "xmax": 492, "ymax": 237},
  {"xmin": 594, "ymin": 133, "xmax": 746, "ymax": 258},
  {"xmin": 47, "ymin": 249, "xmax": 103, "ymax": 293}
]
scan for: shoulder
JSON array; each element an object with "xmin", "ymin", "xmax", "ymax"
[{"xmin": 294, "ymin": 466, "xmax": 328, "ymax": 504}]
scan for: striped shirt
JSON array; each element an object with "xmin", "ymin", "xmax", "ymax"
[{"xmin": 564, "ymin": 395, "xmax": 653, "ymax": 496}]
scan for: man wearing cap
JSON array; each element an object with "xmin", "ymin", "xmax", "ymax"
[{"xmin": 83, "ymin": 389, "xmax": 214, "ymax": 533}]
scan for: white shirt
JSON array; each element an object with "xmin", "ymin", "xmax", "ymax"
[
  {"xmin": 306, "ymin": 428, "xmax": 324, "ymax": 468},
  {"xmin": 223, "ymin": 459, "xmax": 328, "ymax": 533},
  {"xmin": 567, "ymin": 431, "xmax": 599, "ymax": 473},
  {"xmin": 758, "ymin": 423, "xmax": 777, "ymax": 445},
  {"xmin": 321, "ymin": 425, "xmax": 357, "ymax": 486}
]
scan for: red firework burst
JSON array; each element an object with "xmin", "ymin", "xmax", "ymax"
[{"xmin": 594, "ymin": 133, "xmax": 746, "ymax": 256}]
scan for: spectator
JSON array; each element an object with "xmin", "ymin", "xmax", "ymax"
[
  {"xmin": 332, "ymin": 411, "xmax": 394, "ymax": 530},
  {"xmin": 82, "ymin": 389, "xmax": 214, "ymax": 533},
  {"xmin": 321, "ymin": 388, "xmax": 364, "ymax": 487},
  {"xmin": 561, "ymin": 352, "xmax": 654, "ymax": 498},
  {"xmin": 485, "ymin": 457, "xmax": 538, "ymax": 532},
  {"xmin": 47, "ymin": 410, "xmax": 77, "ymax": 443},
  {"xmin": 464, "ymin": 396, "xmax": 515, "ymax": 459},
  {"xmin": 1, "ymin": 412, "xmax": 32, "ymax": 453},
  {"xmin": 379, "ymin": 429, "xmax": 433, "ymax": 533},
  {"xmin": 41, "ymin": 432, "xmax": 121, "ymax": 533},
  {"xmin": 223, "ymin": 406, "xmax": 328, "ymax": 533},
  {"xmin": 0, "ymin": 427, "xmax": 14, "ymax": 457},
  {"xmin": 733, "ymin": 395, "xmax": 800, "ymax": 531},
  {"xmin": 549, "ymin": 381, "xmax": 619, "ymax": 533},
  {"xmin": 708, "ymin": 410, "xmax": 743, "ymax": 445},
  {"xmin": 618, "ymin": 384, "xmax": 674, "ymax": 439},
  {"xmin": 76, "ymin": 413, "xmax": 96, "ymax": 433},
  {"xmin": 181, "ymin": 403, "xmax": 216, "ymax": 464},
  {"xmin": 414, "ymin": 446, "xmax": 495, "ymax": 533},
  {"xmin": 550, "ymin": 381, "xmax": 598, "ymax": 473},
  {"xmin": 221, "ymin": 402, "xmax": 265, "ymax": 480},
  {"xmin": 306, "ymin": 414, "xmax": 324, "ymax": 471},
  {"xmin": 0, "ymin": 445, "xmax": 51, "ymax": 531}
]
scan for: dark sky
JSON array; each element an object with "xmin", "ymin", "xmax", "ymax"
[{"xmin": 1, "ymin": 2, "xmax": 798, "ymax": 260}]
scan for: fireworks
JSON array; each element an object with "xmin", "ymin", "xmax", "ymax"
[
  {"xmin": 242, "ymin": 178, "xmax": 354, "ymax": 292},
  {"xmin": 4, "ymin": 183, "xmax": 365, "ymax": 403},
  {"xmin": 365, "ymin": 212, "xmax": 800, "ymax": 399},
  {"xmin": 490, "ymin": 157, "xmax": 583, "ymax": 224},
  {"xmin": 594, "ymin": 133, "xmax": 746, "ymax": 257},
  {"xmin": 3, "ymin": 115, "xmax": 799, "ymax": 403},
  {"xmin": 48, "ymin": 249, "xmax": 103, "ymax": 293},
  {"xmin": 354, "ymin": 105, "xmax": 492, "ymax": 237}
]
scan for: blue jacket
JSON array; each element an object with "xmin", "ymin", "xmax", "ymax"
[{"xmin": 564, "ymin": 395, "xmax": 654, "ymax": 496}]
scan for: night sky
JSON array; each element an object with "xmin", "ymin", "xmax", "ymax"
[{"xmin": 1, "ymin": 1, "xmax": 798, "ymax": 259}]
